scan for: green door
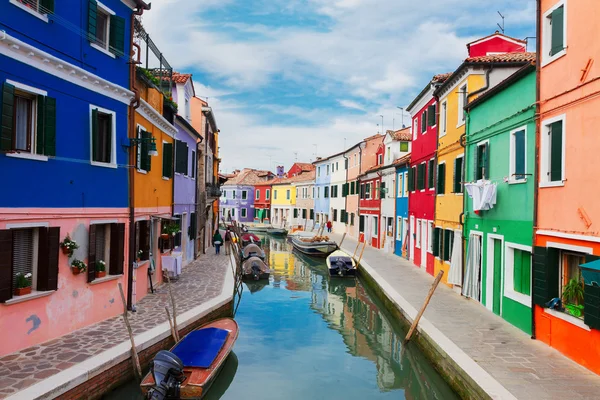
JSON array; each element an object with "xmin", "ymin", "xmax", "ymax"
[{"xmin": 492, "ymin": 239, "xmax": 502, "ymax": 315}]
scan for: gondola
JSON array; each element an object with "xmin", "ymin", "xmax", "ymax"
[
  {"xmin": 290, "ymin": 236, "xmax": 338, "ymax": 258},
  {"xmin": 242, "ymin": 256, "xmax": 270, "ymax": 280},
  {"xmin": 140, "ymin": 318, "xmax": 239, "ymax": 399},
  {"xmin": 326, "ymin": 250, "xmax": 357, "ymax": 277}
]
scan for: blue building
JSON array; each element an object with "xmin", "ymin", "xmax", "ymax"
[
  {"xmin": 0, "ymin": 0, "xmax": 150, "ymax": 355},
  {"xmin": 313, "ymin": 157, "xmax": 332, "ymax": 228},
  {"xmin": 394, "ymin": 156, "xmax": 410, "ymax": 257}
]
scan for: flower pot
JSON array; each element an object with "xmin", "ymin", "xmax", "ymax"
[
  {"xmin": 62, "ymin": 247, "xmax": 71, "ymax": 255},
  {"xmin": 14, "ymin": 287, "xmax": 31, "ymax": 296},
  {"xmin": 96, "ymin": 271, "xmax": 106, "ymax": 278},
  {"xmin": 161, "ymin": 233, "xmax": 169, "ymax": 240},
  {"xmin": 72, "ymin": 267, "xmax": 81, "ymax": 275}
]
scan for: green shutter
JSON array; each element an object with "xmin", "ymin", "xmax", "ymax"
[
  {"xmin": 140, "ymin": 131, "xmax": 151, "ymax": 171},
  {"xmin": 359, "ymin": 215, "xmax": 365, "ymax": 232},
  {"xmin": 475, "ymin": 145, "xmax": 481, "ymax": 180},
  {"xmin": 163, "ymin": 142, "xmax": 173, "ymax": 178},
  {"xmin": 36, "ymin": 95, "xmax": 46, "ymax": 155},
  {"xmin": 454, "ymin": 157, "xmax": 463, "ymax": 193},
  {"xmin": 421, "ymin": 110, "xmax": 427, "ymax": 132},
  {"xmin": 294, "ymin": 209, "xmax": 298, "ymax": 218},
  {"xmin": 550, "ymin": 121, "xmax": 563, "ymax": 182},
  {"xmin": 521, "ymin": 251, "xmax": 531, "ymax": 296},
  {"xmin": 437, "ymin": 164, "xmax": 446, "ymax": 194},
  {"xmin": 400, "ymin": 141, "xmax": 409, "ymax": 152},
  {"xmin": 91, "ymin": 108, "xmax": 99, "ymax": 161},
  {"xmin": 109, "ymin": 15, "xmax": 126, "ymax": 57},
  {"xmin": 443, "ymin": 230, "xmax": 452, "ymax": 261},
  {"xmin": 408, "ymin": 167, "xmax": 414, "ymax": 192},
  {"xmin": 584, "ymin": 284, "xmax": 600, "ymax": 330},
  {"xmin": 550, "ymin": 6, "xmax": 564, "ymax": 56},
  {"xmin": 432, "ymin": 227, "xmax": 440, "ymax": 257},
  {"xmin": 1, "ymin": 82, "xmax": 15, "ymax": 151},
  {"xmin": 427, "ymin": 104, "xmax": 436, "ymax": 126},
  {"xmin": 88, "ymin": 0, "xmax": 98, "ymax": 42},
  {"xmin": 514, "ymin": 130, "xmax": 525, "ymax": 178},
  {"xmin": 484, "ymin": 143, "xmax": 490, "ymax": 180},
  {"xmin": 533, "ymin": 247, "xmax": 560, "ymax": 306},
  {"xmin": 428, "ymin": 160, "xmax": 434, "ymax": 189},
  {"xmin": 381, "ymin": 181, "xmax": 386, "ymax": 198},
  {"xmin": 310, "ymin": 209, "xmax": 314, "ymax": 220},
  {"xmin": 40, "ymin": 0, "xmax": 54, "ymax": 13},
  {"xmin": 44, "ymin": 97, "xmax": 56, "ymax": 156},
  {"xmin": 514, "ymin": 249, "xmax": 523, "ymax": 294}
]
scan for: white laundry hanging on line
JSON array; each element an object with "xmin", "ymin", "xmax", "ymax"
[
  {"xmin": 448, "ymin": 229, "xmax": 463, "ymax": 286},
  {"xmin": 463, "ymin": 234, "xmax": 481, "ymax": 301},
  {"xmin": 464, "ymin": 180, "xmax": 497, "ymax": 211}
]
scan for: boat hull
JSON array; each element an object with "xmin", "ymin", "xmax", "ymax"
[
  {"xmin": 291, "ymin": 238, "xmax": 338, "ymax": 258},
  {"xmin": 242, "ymin": 257, "xmax": 270, "ymax": 281},
  {"xmin": 267, "ymin": 228, "xmax": 287, "ymax": 236},
  {"xmin": 140, "ymin": 318, "xmax": 239, "ymax": 399},
  {"xmin": 326, "ymin": 250, "xmax": 357, "ymax": 277}
]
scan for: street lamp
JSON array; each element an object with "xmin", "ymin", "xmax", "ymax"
[
  {"xmin": 123, "ymin": 136, "xmax": 159, "ymax": 156},
  {"xmin": 397, "ymin": 107, "xmax": 405, "ymax": 128}
]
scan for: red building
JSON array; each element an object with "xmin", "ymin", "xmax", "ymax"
[
  {"xmin": 405, "ymin": 73, "xmax": 451, "ymax": 275},
  {"xmin": 466, "ymin": 32, "xmax": 526, "ymax": 57},
  {"xmin": 254, "ymin": 178, "xmax": 279, "ymax": 223},
  {"xmin": 287, "ymin": 162, "xmax": 315, "ymax": 177},
  {"xmin": 359, "ymin": 145, "xmax": 385, "ymax": 248}
]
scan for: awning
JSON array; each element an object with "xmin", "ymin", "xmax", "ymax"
[
  {"xmin": 152, "ymin": 215, "xmax": 179, "ymax": 221},
  {"xmin": 580, "ymin": 260, "xmax": 600, "ymax": 286}
]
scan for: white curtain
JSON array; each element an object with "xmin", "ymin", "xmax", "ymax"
[
  {"xmin": 15, "ymin": 97, "xmax": 29, "ymax": 150},
  {"xmin": 463, "ymin": 234, "xmax": 481, "ymax": 300},
  {"xmin": 448, "ymin": 229, "xmax": 463, "ymax": 286}
]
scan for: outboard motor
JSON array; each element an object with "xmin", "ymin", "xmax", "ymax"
[
  {"xmin": 336, "ymin": 260, "xmax": 348, "ymax": 277},
  {"xmin": 147, "ymin": 350, "xmax": 185, "ymax": 400},
  {"xmin": 251, "ymin": 262, "xmax": 262, "ymax": 280}
]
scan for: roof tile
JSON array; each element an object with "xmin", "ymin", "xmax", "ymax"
[{"xmin": 465, "ymin": 52, "xmax": 536, "ymax": 64}]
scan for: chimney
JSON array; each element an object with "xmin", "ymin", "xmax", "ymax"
[{"xmin": 276, "ymin": 166, "xmax": 285, "ymax": 178}]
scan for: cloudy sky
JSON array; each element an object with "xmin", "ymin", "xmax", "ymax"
[{"xmin": 142, "ymin": 0, "xmax": 536, "ymax": 174}]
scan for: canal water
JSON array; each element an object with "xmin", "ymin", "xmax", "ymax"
[{"xmin": 105, "ymin": 235, "xmax": 458, "ymax": 400}]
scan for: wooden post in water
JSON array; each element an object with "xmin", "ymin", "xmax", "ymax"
[
  {"xmin": 352, "ymin": 241, "xmax": 361, "ymax": 259},
  {"xmin": 404, "ymin": 270, "xmax": 444, "ymax": 344},
  {"xmin": 118, "ymin": 282, "xmax": 142, "ymax": 379},
  {"xmin": 165, "ymin": 274, "xmax": 180, "ymax": 342},
  {"xmin": 356, "ymin": 240, "xmax": 367, "ymax": 266},
  {"xmin": 165, "ymin": 306, "xmax": 178, "ymax": 343},
  {"xmin": 339, "ymin": 232, "xmax": 347, "ymax": 248}
]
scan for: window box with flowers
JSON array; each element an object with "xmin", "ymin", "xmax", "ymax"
[
  {"xmin": 96, "ymin": 260, "xmax": 106, "ymax": 278},
  {"xmin": 60, "ymin": 235, "xmax": 79, "ymax": 257},
  {"xmin": 14, "ymin": 272, "xmax": 32, "ymax": 296},
  {"xmin": 71, "ymin": 259, "xmax": 87, "ymax": 275}
]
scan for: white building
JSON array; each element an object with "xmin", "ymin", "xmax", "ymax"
[{"xmin": 328, "ymin": 152, "xmax": 347, "ymax": 233}]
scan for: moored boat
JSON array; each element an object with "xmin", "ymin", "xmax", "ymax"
[
  {"xmin": 140, "ymin": 318, "xmax": 239, "ymax": 399},
  {"xmin": 266, "ymin": 228, "xmax": 287, "ymax": 236},
  {"xmin": 240, "ymin": 233, "xmax": 261, "ymax": 248},
  {"xmin": 241, "ymin": 243, "xmax": 265, "ymax": 261},
  {"xmin": 326, "ymin": 250, "xmax": 357, "ymax": 277},
  {"xmin": 242, "ymin": 256, "xmax": 270, "ymax": 280},
  {"xmin": 290, "ymin": 236, "xmax": 338, "ymax": 258},
  {"xmin": 246, "ymin": 224, "xmax": 271, "ymax": 233}
]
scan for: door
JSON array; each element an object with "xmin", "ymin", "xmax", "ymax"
[
  {"xmin": 409, "ymin": 216, "xmax": 415, "ymax": 261},
  {"xmin": 181, "ymin": 213, "xmax": 187, "ymax": 261},
  {"xmin": 421, "ymin": 220, "xmax": 427, "ymax": 268},
  {"xmin": 492, "ymin": 239, "xmax": 502, "ymax": 315}
]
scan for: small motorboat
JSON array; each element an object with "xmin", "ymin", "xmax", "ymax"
[
  {"xmin": 241, "ymin": 243, "xmax": 265, "ymax": 261},
  {"xmin": 291, "ymin": 236, "xmax": 338, "ymax": 258},
  {"xmin": 140, "ymin": 318, "xmax": 239, "ymax": 399},
  {"xmin": 267, "ymin": 228, "xmax": 288, "ymax": 236},
  {"xmin": 240, "ymin": 233, "xmax": 261, "ymax": 248},
  {"xmin": 326, "ymin": 250, "xmax": 357, "ymax": 277},
  {"xmin": 242, "ymin": 256, "xmax": 270, "ymax": 280},
  {"xmin": 246, "ymin": 224, "xmax": 271, "ymax": 233}
]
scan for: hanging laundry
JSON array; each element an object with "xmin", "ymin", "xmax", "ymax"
[
  {"xmin": 464, "ymin": 180, "xmax": 497, "ymax": 212},
  {"xmin": 448, "ymin": 229, "xmax": 463, "ymax": 286}
]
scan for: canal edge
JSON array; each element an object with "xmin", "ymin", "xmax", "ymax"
[
  {"xmin": 6, "ymin": 266, "xmax": 236, "ymax": 400},
  {"xmin": 351, "ymin": 250, "xmax": 518, "ymax": 400}
]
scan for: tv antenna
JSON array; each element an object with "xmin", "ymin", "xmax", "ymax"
[
  {"xmin": 294, "ymin": 152, "xmax": 298, "ymax": 162},
  {"xmin": 497, "ymin": 11, "xmax": 505, "ymax": 34}
]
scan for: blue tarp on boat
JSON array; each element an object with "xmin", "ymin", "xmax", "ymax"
[{"xmin": 172, "ymin": 328, "xmax": 229, "ymax": 368}]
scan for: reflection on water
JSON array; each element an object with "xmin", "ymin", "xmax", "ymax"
[{"xmin": 105, "ymin": 235, "xmax": 457, "ymax": 400}]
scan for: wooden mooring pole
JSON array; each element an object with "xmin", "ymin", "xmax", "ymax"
[
  {"xmin": 165, "ymin": 306, "xmax": 178, "ymax": 343},
  {"xmin": 355, "ymin": 240, "xmax": 367, "ymax": 266},
  {"xmin": 339, "ymin": 232, "xmax": 346, "ymax": 248},
  {"xmin": 404, "ymin": 270, "xmax": 444, "ymax": 344},
  {"xmin": 165, "ymin": 274, "xmax": 179, "ymax": 342},
  {"xmin": 118, "ymin": 282, "xmax": 142, "ymax": 380}
]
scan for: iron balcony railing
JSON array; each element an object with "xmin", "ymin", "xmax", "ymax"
[{"xmin": 207, "ymin": 183, "xmax": 222, "ymax": 198}]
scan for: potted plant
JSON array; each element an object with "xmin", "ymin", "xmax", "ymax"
[
  {"xmin": 162, "ymin": 222, "xmax": 179, "ymax": 239},
  {"xmin": 14, "ymin": 272, "xmax": 32, "ymax": 296},
  {"xmin": 563, "ymin": 276, "xmax": 585, "ymax": 317},
  {"xmin": 71, "ymin": 259, "xmax": 87, "ymax": 275},
  {"xmin": 137, "ymin": 249, "xmax": 143, "ymax": 262},
  {"xmin": 96, "ymin": 260, "xmax": 106, "ymax": 278},
  {"xmin": 60, "ymin": 235, "xmax": 79, "ymax": 257}
]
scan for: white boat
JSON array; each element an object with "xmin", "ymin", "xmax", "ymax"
[
  {"xmin": 290, "ymin": 236, "xmax": 338, "ymax": 258},
  {"xmin": 326, "ymin": 250, "xmax": 357, "ymax": 277}
]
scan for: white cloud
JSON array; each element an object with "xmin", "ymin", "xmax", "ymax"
[{"xmin": 338, "ymin": 100, "xmax": 364, "ymax": 111}]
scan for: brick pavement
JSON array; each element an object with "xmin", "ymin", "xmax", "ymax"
[
  {"xmin": 0, "ymin": 251, "xmax": 229, "ymax": 399},
  {"xmin": 331, "ymin": 232, "xmax": 600, "ymax": 400}
]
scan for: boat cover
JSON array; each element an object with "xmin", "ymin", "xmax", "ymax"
[
  {"xmin": 172, "ymin": 327, "xmax": 229, "ymax": 368},
  {"xmin": 328, "ymin": 255, "xmax": 353, "ymax": 265}
]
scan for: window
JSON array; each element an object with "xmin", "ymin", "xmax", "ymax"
[
  {"xmin": 413, "ymin": 118, "xmax": 418, "ymax": 140},
  {"xmin": 345, "ymin": 158, "xmax": 348, "ymax": 169},
  {"xmin": 400, "ymin": 141, "xmax": 409, "ymax": 152},
  {"xmin": 135, "ymin": 220, "xmax": 150, "ymax": 261},
  {"xmin": 408, "ymin": 166, "xmax": 416, "ymax": 192},
  {"xmin": 541, "ymin": 116, "xmax": 565, "ymax": 185},
  {"xmin": 266, "ymin": 189, "xmax": 270, "ymax": 200},
  {"xmin": 175, "ymin": 140, "xmax": 189, "ymax": 175},
  {"xmin": 378, "ymin": 154, "xmax": 383, "ymax": 165},
  {"xmin": 274, "ymin": 190, "xmax": 277, "ymax": 200},
  {"xmin": 318, "ymin": 167, "xmax": 321, "ymax": 177},
  {"xmin": 241, "ymin": 208, "xmax": 247, "ymax": 218},
  {"xmin": 440, "ymin": 101, "xmax": 447, "ymax": 135},
  {"xmin": 396, "ymin": 217, "xmax": 402, "ymax": 240},
  {"xmin": 327, "ymin": 165, "xmax": 330, "ymax": 175},
  {"xmin": 242, "ymin": 190, "xmax": 248, "ymax": 200},
  {"xmin": 421, "ymin": 109, "xmax": 427, "ymax": 133},
  {"xmin": 366, "ymin": 183, "xmax": 371, "ymax": 199},
  {"xmin": 336, "ymin": 162, "xmax": 339, "ymax": 171},
  {"xmin": 350, "ymin": 213, "xmax": 355, "ymax": 226},
  {"xmin": 387, "ymin": 217, "xmax": 393, "ymax": 237},
  {"xmin": 0, "ymin": 82, "xmax": 56, "ymax": 158},
  {"xmin": 397, "ymin": 173, "xmax": 403, "ymax": 198},
  {"xmin": 417, "ymin": 163, "xmax": 426, "ymax": 191},
  {"xmin": 310, "ymin": 209, "xmax": 315, "ymax": 220},
  {"xmin": 162, "ymin": 142, "xmax": 173, "ymax": 178},
  {"xmin": 324, "ymin": 186, "xmax": 329, "ymax": 198},
  {"xmin": 458, "ymin": 84, "xmax": 467, "ymax": 125},
  {"xmin": 333, "ymin": 209, "xmax": 338, "ymax": 222},
  {"xmin": 88, "ymin": 1, "xmax": 126, "ymax": 57},
  {"xmin": 190, "ymin": 150, "xmax": 196, "ymax": 178},
  {"xmin": 302, "ymin": 209, "xmax": 307, "ymax": 219},
  {"xmin": 373, "ymin": 216, "xmax": 378, "ymax": 237},
  {"xmin": 510, "ymin": 127, "xmax": 527, "ymax": 182},
  {"xmin": 222, "ymin": 190, "xmax": 227, "ymax": 198},
  {"xmin": 13, "ymin": 0, "xmax": 55, "ymax": 16},
  {"xmin": 443, "ymin": 229, "xmax": 454, "ymax": 262},
  {"xmin": 432, "ymin": 227, "xmax": 442, "ymax": 258},
  {"xmin": 453, "ymin": 155, "xmax": 464, "ymax": 193},
  {"xmin": 286, "ymin": 189, "xmax": 290, "ymax": 200},
  {"xmin": 256, "ymin": 190, "xmax": 260, "ymax": 200},
  {"xmin": 416, "ymin": 219, "xmax": 421, "ymax": 248},
  {"xmin": 88, "ymin": 223, "xmax": 125, "ymax": 282},
  {"xmin": 232, "ymin": 191, "xmax": 236, "ymax": 199},
  {"xmin": 437, "ymin": 163, "xmax": 446, "ymax": 194},
  {"xmin": 374, "ymin": 181, "xmax": 380, "ymax": 199},
  {"xmin": 428, "ymin": 159, "xmax": 435, "ymax": 190},
  {"xmin": 475, "ymin": 143, "xmax": 489, "ymax": 181},
  {"xmin": 542, "ymin": 2, "xmax": 566, "ymax": 65},
  {"xmin": 427, "ymin": 104, "xmax": 436, "ymax": 127},
  {"xmin": 427, "ymin": 222, "xmax": 434, "ymax": 253},
  {"xmin": 231, "ymin": 208, "xmax": 235, "ymax": 217},
  {"xmin": 312, "ymin": 187, "xmax": 315, "ymax": 198},
  {"xmin": 387, "ymin": 146, "xmax": 391, "ymax": 163}
]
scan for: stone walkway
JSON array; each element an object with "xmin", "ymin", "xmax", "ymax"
[
  {"xmin": 0, "ymin": 251, "xmax": 230, "ymax": 399},
  {"xmin": 330, "ymin": 233, "xmax": 600, "ymax": 400}
]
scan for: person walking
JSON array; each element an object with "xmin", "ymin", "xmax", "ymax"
[
  {"xmin": 326, "ymin": 220, "xmax": 332, "ymax": 233},
  {"xmin": 213, "ymin": 230, "xmax": 223, "ymax": 255},
  {"xmin": 224, "ymin": 228, "xmax": 231, "ymax": 255}
]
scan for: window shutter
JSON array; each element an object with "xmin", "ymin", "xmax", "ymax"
[
  {"xmin": 88, "ymin": 0, "xmax": 98, "ymax": 42},
  {"xmin": 109, "ymin": 15, "xmax": 126, "ymax": 57},
  {"xmin": 138, "ymin": 221, "xmax": 150, "ymax": 261},
  {"xmin": 428, "ymin": 160, "xmax": 434, "ymax": 189},
  {"xmin": 44, "ymin": 97, "xmax": 56, "ymax": 156},
  {"xmin": 41, "ymin": 0, "xmax": 54, "ymax": 13},
  {"xmin": 432, "ymin": 227, "xmax": 440, "ymax": 257},
  {"xmin": 302, "ymin": 209, "xmax": 307, "ymax": 219},
  {"xmin": 474, "ymin": 146, "xmax": 480, "ymax": 180},
  {"xmin": 381, "ymin": 181, "xmax": 386, "ymax": 198},
  {"xmin": 143, "ymin": 131, "xmax": 152, "ymax": 172},
  {"xmin": 310, "ymin": 209, "xmax": 314, "ymax": 220},
  {"xmin": 428, "ymin": 104, "xmax": 436, "ymax": 126},
  {"xmin": 521, "ymin": 251, "xmax": 531, "ymax": 296},
  {"xmin": 36, "ymin": 95, "xmax": 46, "ymax": 155},
  {"xmin": 532, "ymin": 246, "xmax": 560, "ymax": 306},
  {"xmin": 91, "ymin": 108, "xmax": 99, "ymax": 162},
  {"xmin": 162, "ymin": 142, "xmax": 173, "ymax": 178},
  {"xmin": 0, "ymin": 230, "xmax": 13, "ymax": 303},
  {"xmin": 37, "ymin": 227, "xmax": 60, "ymax": 291},
  {"xmin": 88, "ymin": 224, "xmax": 97, "ymax": 283},
  {"xmin": 584, "ymin": 255, "xmax": 600, "ymax": 329},
  {"xmin": 483, "ymin": 143, "xmax": 490, "ymax": 180},
  {"xmin": 550, "ymin": 121, "xmax": 563, "ymax": 182},
  {"xmin": 191, "ymin": 150, "xmax": 196, "ymax": 178},
  {"xmin": 294, "ymin": 209, "xmax": 298, "ymax": 218},
  {"xmin": 443, "ymin": 230, "xmax": 451, "ymax": 261},
  {"xmin": 184, "ymin": 143, "xmax": 189, "ymax": 175},
  {"xmin": 550, "ymin": 6, "xmax": 564, "ymax": 56},
  {"xmin": 421, "ymin": 111, "xmax": 427, "ymax": 132},
  {"xmin": 408, "ymin": 167, "xmax": 414, "ymax": 192},
  {"xmin": 1, "ymin": 82, "xmax": 15, "ymax": 151},
  {"xmin": 359, "ymin": 215, "xmax": 365, "ymax": 232},
  {"xmin": 452, "ymin": 158, "xmax": 457, "ymax": 193},
  {"xmin": 437, "ymin": 164, "xmax": 446, "ymax": 194},
  {"xmin": 109, "ymin": 223, "xmax": 125, "ymax": 275}
]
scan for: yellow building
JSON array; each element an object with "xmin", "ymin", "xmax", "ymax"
[
  {"xmin": 432, "ymin": 45, "xmax": 530, "ymax": 286},
  {"xmin": 271, "ymin": 181, "xmax": 296, "ymax": 227}
]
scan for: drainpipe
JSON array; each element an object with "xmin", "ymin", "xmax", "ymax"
[
  {"xmin": 343, "ymin": 152, "xmax": 349, "ymax": 232},
  {"xmin": 127, "ymin": 2, "xmax": 150, "ymax": 311},
  {"xmin": 467, "ymin": 65, "xmax": 493, "ymax": 103},
  {"xmin": 531, "ymin": 0, "xmax": 542, "ymax": 340}
]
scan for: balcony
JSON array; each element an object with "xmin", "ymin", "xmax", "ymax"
[{"xmin": 207, "ymin": 183, "xmax": 222, "ymax": 199}]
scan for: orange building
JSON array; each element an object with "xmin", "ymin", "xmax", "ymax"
[{"xmin": 533, "ymin": 0, "xmax": 600, "ymax": 374}]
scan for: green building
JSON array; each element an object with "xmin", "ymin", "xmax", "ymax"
[{"xmin": 463, "ymin": 65, "xmax": 536, "ymax": 334}]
